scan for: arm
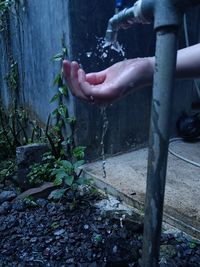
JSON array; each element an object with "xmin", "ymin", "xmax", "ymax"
[
  {"xmin": 63, "ymin": 43, "xmax": 200, "ymax": 104},
  {"xmin": 148, "ymin": 43, "xmax": 200, "ymax": 79},
  {"xmin": 176, "ymin": 44, "xmax": 200, "ymax": 79}
]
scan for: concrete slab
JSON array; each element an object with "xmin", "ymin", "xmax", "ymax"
[{"xmin": 83, "ymin": 140, "xmax": 200, "ymax": 238}]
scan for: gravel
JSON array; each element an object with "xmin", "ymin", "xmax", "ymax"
[{"xmin": 0, "ymin": 188, "xmax": 199, "ymax": 267}]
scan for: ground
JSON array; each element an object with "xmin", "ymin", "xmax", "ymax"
[{"xmin": 0, "ymin": 182, "xmax": 200, "ymax": 267}]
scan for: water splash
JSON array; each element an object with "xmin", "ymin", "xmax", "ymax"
[
  {"xmin": 102, "ymin": 39, "xmax": 125, "ymax": 57},
  {"xmin": 96, "ymin": 36, "xmax": 125, "ymax": 59},
  {"xmin": 86, "ymin": 52, "xmax": 92, "ymax": 58},
  {"xmin": 100, "ymin": 106, "xmax": 109, "ymax": 179},
  {"xmin": 82, "ymin": 37, "xmax": 125, "ymax": 64}
]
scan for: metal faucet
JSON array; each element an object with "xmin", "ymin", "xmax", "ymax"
[
  {"xmin": 105, "ymin": 0, "xmax": 150, "ymax": 45},
  {"xmin": 105, "ymin": 1, "xmax": 200, "ymax": 267}
]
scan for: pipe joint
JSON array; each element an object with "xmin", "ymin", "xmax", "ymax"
[{"xmin": 153, "ymin": 0, "xmax": 181, "ymax": 30}]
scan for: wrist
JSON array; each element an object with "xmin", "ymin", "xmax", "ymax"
[
  {"xmin": 133, "ymin": 57, "xmax": 154, "ymax": 89},
  {"xmin": 145, "ymin": 56, "xmax": 154, "ymax": 86}
]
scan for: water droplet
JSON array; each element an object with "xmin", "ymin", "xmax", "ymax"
[{"xmin": 86, "ymin": 52, "xmax": 92, "ymax": 58}]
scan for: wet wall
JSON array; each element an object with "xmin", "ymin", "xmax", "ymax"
[{"xmin": 0, "ymin": 1, "xmax": 200, "ymax": 160}]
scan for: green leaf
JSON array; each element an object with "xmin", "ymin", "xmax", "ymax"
[
  {"xmin": 64, "ymin": 175, "xmax": 74, "ymax": 186},
  {"xmin": 60, "ymin": 160, "xmax": 73, "ymax": 170},
  {"xmin": 77, "ymin": 177, "xmax": 93, "ymax": 185},
  {"xmin": 62, "ymin": 47, "xmax": 68, "ymax": 56},
  {"xmin": 50, "ymin": 93, "xmax": 60, "ymax": 103},
  {"xmin": 58, "ymin": 85, "xmax": 68, "ymax": 96},
  {"xmin": 53, "ymin": 125, "xmax": 61, "ymax": 132},
  {"xmin": 53, "ymin": 73, "xmax": 62, "ymax": 86},
  {"xmin": 52, "ymin": 108, "xmax": 59, "ymax": 116},
  {"xmin": 54, "ymin": 169, "xmax": 66, "ymax": 179},
  {"xmin": 73, "ymin": 146, "xmax": 86, "ymax": 159},
  {"xmin": 58, "ymin": 105, "xmax": 68, "ymax": 118},
  {"xmin": 189, "ymin": 242, "xmax": 197, "ymax": 249},
  {"xmin": 51, "ymin": 222, "xmax": 60, "ymax": 229},
  {"xmin": 73, "ymin": 160, "xmax": 85, "ymax": 170},
  {"xmin": 53, "ymin": 53, "xmax": 63, "ymax": 61},
  {"xmin": 48, "ymin": 188, "xmax": 67, "ymax": 200},
  {"xmin": 54, "ymin": 175, "xmax": 63, "ymax": 186},
  {"xmin": 67, "ymin": 117, "xmax": 76, "ymax": 125}
]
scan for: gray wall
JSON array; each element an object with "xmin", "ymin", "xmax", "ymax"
[
  {"xmin": 1, "ymin": 0, "xmax": 200, "ymax": 160},
  {"xmin": 0, "ymin": 0, "xmax": 74, "ymax": 124}
]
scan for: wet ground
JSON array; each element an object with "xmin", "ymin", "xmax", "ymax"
[
  {"xmin": 84, "ymin": 140, "xmax": 200, "ymax": 239},
  {"xmin": 0, "ymin": 185, "xmax": 200, "ymax": 267}
]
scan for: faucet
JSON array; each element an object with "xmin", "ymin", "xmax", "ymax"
[
  {"xmin": 105, "ymin": 1, "xmax": 200, "ymax": 267},
  {"xmin": 105, "ymin": 0, "xmax": 150, "ymax": 45},
  {"xmin": 105, "ymin": 0, "xmax": 200, "ymax": 45}
]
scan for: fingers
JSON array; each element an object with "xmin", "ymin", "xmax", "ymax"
[
  {"xmin": 86, "ymin": 71, "xmax": 106, "ymax": 85},
  {"xmin": 78, "ymin": 69, "xmax": 94, "ymax": 98},
  {"xmin": 63, "ymin": 60, "xmax": 88, "ymax": 101},
  {"xmin": 78, "ymin": 69, "xmax": 116, "ymax": 105},
  {"xmin": 63, "ymin": 60, "xmax": 110, "ymax": 104}
]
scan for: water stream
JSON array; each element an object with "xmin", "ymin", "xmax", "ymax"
[
  {"xmin": 83, "ymin": 37, "xmax": 126, "ymax": 180},
  {"xmin": 100, "ymin": 106, "xmax": 109, "ymax": 179}
]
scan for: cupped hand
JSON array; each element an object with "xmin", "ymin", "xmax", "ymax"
[{"xmin": 63, "ymin": 57, "xmax": 153, "ymax": 105}]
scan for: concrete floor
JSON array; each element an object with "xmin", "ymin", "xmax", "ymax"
[{"xmin": 83, "ymin": 139, "xmax": 200, "ymax": 238}]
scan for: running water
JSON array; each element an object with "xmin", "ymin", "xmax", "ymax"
[
  {"xmin": 82, "ymin": 36, "xmax": 126, "ymax": 180},
  {"xmin": 96, "ymin": 37, "xmax": 125, "ymax": 58},
  {"xmin": 100, "ymin": 107, "xmax": 109, "ymax": 179},
  {"xmin": 97, "ymin": 37, "xmax": 125, "ymax": 179},
  {"xmin": 83, "ymin": 37, "xmax": 125, "ymax": 63}
]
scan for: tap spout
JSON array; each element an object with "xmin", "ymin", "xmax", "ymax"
[{"xmin": 105, "ymin": 0, "xmax": 150, "ymax": 45}]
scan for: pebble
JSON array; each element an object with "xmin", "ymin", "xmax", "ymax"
[
  {"xmin": 0, "ymin": 189, "xmax": 199, "ymax": 266},
  {"xmin": 0, "ymin": 201, "xmax": 11, "ymax": 215},
  {"xmin": 84, "ymin": 224, "xmax": 89, "ymax": 230},
  {"xmin": 12, "ymin": 199, "xmax": 25, "ymax": 211},
  {"xmin": 0, "ymin": 190, "xmax": 16, "ymax": 204},
  {"xmin": 54, "ymin": 229, "xmax": 65, "ymax": 236},
  {"xmin": 36, "ymin": 198, "xmax": 48, "ymax": 208}
]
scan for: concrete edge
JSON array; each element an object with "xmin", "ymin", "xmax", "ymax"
[{"xmin": 82, "ymin": 170, "xmax": 200, "ymax": 240}]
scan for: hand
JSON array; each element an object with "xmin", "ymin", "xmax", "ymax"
[{"xmin": 63, "ymin": 57, "xmax": 153, "ymax": 105}]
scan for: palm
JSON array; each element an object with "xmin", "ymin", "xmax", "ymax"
[{"xmin": 63, "ymin": 58, "xmax": 151, "ymax": 104}]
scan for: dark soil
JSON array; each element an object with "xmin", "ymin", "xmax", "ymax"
[{"xmin": 0, "ymin": 186, "xmax": 200, "ymax": 267}]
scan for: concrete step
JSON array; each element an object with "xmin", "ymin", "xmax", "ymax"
[{"xmin": 83, "ymin": 139, "xmax": 200, "ymax": 239}]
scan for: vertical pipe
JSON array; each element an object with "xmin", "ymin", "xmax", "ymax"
[{"xmin": 141, "ymin": 26, "xmax": 179, "ymax": 267}]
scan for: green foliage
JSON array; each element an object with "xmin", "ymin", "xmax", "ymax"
[
  {"xmin": 23, "ymin": 196, "xmax": 38, "ymax": 208},
  {"xmin": 27, "ymin": 41, "xmax": 91, "ymax": 201},
  {"xmin": 0, "ymin": 105, "xmax": 43, "ymax": 159},
  {"xmin": 27, "ymin": 152, "xmax": 55, "ymax": 186},
  {"xmin": 48, "ymin": 188, "xmax": 67, "ymax": 201},
  {"xmin": 52, "ymin": 158, "xmax": 85, "ymax": 187},
  {"xmin": 5, "ymin": 59, "xmax": 18, "ymax": 92},
  {"xmin": 45, "ymin": 41, "xmax": 86, "ymax": 163},
  {"xmin": 0, "ymin": 159, "xmax": 16, "ymax": 184},
  {"xmin": 45, "ymin": 40, "xmax": 76, "ymax": 160},
  {"xmin": 0, "ymin": 0, "xmax": 14, "ymax": 32}
]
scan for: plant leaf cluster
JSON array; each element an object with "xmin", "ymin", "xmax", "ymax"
[{"xmin": 27, "ymin": 42, "xmax": 89, "ymax": 201}]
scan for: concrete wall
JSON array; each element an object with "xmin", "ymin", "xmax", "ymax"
[
  {"xmin": 69, "ymin": 1, "xmax": 200, "ymax": 159},
  {"xmin": 0, "ymin": 0, "xmax": 74, "ymax": 123},
  {"xmin": 0, "ymin": 0, "xmax": 200, "ymax": 160}
]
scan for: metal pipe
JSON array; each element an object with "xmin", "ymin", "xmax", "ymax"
[
  {"xmin": 105, "ymin": 0, "xmax": 150, "ymax": 45},
  {"xmin": 141, "ymin": 26, "xmax": 179, "ymax": 267}
]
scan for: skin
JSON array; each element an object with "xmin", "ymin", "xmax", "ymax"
[{"xmin": 63, "ymin": 43, "xmax": 200, "ymax": 105}]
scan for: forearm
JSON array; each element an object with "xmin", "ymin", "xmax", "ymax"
[
  {"xmin": 148, "ymin": 43, "xmax": 200, "ymax": 81},
  {"xmin": 176, "ymin": 44, "xmax": 200, "ymax": 79}
]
